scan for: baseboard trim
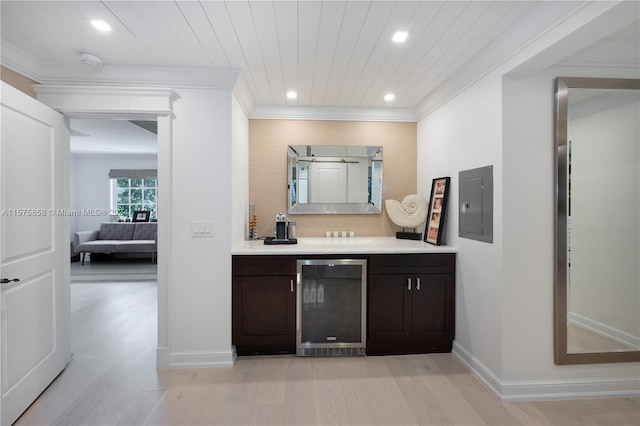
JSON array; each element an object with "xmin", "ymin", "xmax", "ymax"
[
  {"xmin": 156, "ymin": 347, "xmax": 236, "ymax": 369},
  {"xmin": 452, "ymin": 342, "xmax": 504, "ymax": 397},
  {"xmin": 157, "ymin": 347, "xmax": 170, "ymax": 370},
  {"xmin": 452, "ymin": 342, "xmax": 640, "ymax": 401}
]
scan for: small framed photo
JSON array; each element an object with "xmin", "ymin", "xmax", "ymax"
[
  {"xmin": 425, "ymin": 177, "xmax": 450, "ymax": 245},
  {"xmin": 132, "ymin": 210, "xmax": 151, "ymax": 222}
]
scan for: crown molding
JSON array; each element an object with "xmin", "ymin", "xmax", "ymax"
[
  {"xmin": 34, "ymin": 64, "xmax": 240, "ymax": 90},
  {"xmin": 1, "ymin": 41, "xmax": 44, "ymax": 82},
  {"xmin": 232, "ymin": 73, "xmax": 256, "ymax": 117},
  {"xmin": 250, "ymin": 105, "xmax": 417, "ymax": 122},
  {"xmin": 3, "ymin": 39, "xmax": 252, "ymax": 116},
  {"xmin": 557, "ymin": 60, "xmax": 640, "ymax": 70},
  {"xmin": 415, "ymin": 1, "xmax": 638, "ymax": 121},
  {"xmin": 2, "ymin": 40, "xmax": 240, "ymax": 90},
  {"xmin": 33, "ymin": 84, "xmax": 177, "ymax": 118},
  {"xmin": 502, "ymin": 2, "xmax": 639, "ymax": 84}
]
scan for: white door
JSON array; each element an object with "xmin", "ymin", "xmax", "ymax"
[
  {"xmin": 309, "ymin": 162, "xmax": 347, "ymax": 203},
  {"xmin": 1, "ymin": 82, "xmax": 71, "ymax": 425}
]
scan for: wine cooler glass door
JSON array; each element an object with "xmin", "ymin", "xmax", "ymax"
[{"xmin": 296, "ymin": 259, "xmax": 367, "ymax": 356}]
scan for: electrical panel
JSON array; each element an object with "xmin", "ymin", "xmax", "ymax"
[{"xmin": 459, "ymin": 166, "xmax": 493, "ymax": 243}]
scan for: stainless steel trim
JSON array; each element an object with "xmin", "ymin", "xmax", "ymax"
[
  {"xmin": 296, "ymin": 258, "xmax": 367, "ymax": 356},
  {"xmin": 296, "ymin": 346, "xmax": 366, "ymax": 357},
  {"xmin": 554, "ymin": 77, "xmax": 640, "ymax": 365}
]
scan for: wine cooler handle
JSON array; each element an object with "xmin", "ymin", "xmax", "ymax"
[
  {"xmin": 407, "ymin": 277, "xmax": 412, "ymax": 291},
  {"xmin": 416, "ymin": 277, "xmax": 421, "ymax": 291}
]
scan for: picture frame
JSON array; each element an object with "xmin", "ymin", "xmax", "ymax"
[
  {"xmin": 425, "ymin": 177, "xmax": 450, "ymax": 245},
  {"xmin": 132, "ymin": 210, "xmax": 151, "ymax": 222}
]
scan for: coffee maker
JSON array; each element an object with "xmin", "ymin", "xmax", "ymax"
[{"xmin": 264, "ymin": 212, "xmax": 297, "ymax": 245}]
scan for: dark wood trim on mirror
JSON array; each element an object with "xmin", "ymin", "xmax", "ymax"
[{"xmin": 554, "ymin": 77, "xmax": 640, "ymax": 365}]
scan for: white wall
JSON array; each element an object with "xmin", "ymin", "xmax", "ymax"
[
  {"xmin": 167, "ymin": 87, "xmax": 235, "ymax": 365},
  {"xmin": 502, "ymin": 66, "xmax": 639, "ymax": 389},
  {"xmin": 501, "ymin": 71, "xmax": 557, "ymax": 386},
  {"xmin": 36, "ymin": 82, "xmax": 242, "ymax": 368},
  {"xmin": 232, "ymin": 95, "xmax": 250, "ymax": 245},
  {"xmin": 418, "ymin": 73, "xmax": 505, "ymax": 380},
  {"xmin": 419, "ymin": 2, "xmax": 640, "ymax": 399},
  {"xmin": 71, "ymin": 153, "xmax": 157, "ymax": 236}
]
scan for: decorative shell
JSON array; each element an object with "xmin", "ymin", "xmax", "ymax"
[{"xmin": 385, "ymin": 195, "xmax": 429, "ymax": 229}]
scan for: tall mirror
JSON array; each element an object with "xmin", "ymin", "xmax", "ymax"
[
  {"xmin": 287, "ymin": 145, "xmax": 383, "ymax": 215},
  {"xmin": 554, "ymin": 77, "xmax": 640, "ymax": 364}
]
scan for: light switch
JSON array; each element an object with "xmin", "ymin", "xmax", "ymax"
[{"xmin": 191, "ymin": 221, "xmax": 213, "ymax": 238}]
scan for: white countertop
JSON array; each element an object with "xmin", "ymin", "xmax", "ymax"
[{"xmin": 232, "ymin": 237, "xmax": 457, "ymax": 255}]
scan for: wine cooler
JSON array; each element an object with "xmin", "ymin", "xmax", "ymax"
[{"xmin": 296, "ymin": 258, "xmax": 367, "ymax": 356}]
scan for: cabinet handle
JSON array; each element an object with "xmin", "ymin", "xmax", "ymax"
[
  {"xmin": 416, "ymin": 277, "xmax": 421, "ymax": 291},
  {"xmin": 407, "ymin": 277, "xmax": 412, "ymax": 291},
  {"xmin": 290, "ymin": 280, "xmax": 294, "ymax": 293}
]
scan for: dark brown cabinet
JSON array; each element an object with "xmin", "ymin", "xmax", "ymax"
[
  {"xmin": 232, "ymin": 255, "xmax": 296, "ymax": 355},
  {"xmin": 232, "ymin": 252, "xmax": 455, "ymax": 356},
  {"xmin": 367, "ymin": 253, "xmax": 455, "ymax": 355}
]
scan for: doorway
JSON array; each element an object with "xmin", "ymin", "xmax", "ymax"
[
  {"xmin": 34, "ymin": 84, "xmax": 173, "ymax": 369},
  {"xmin": 69, "ymin": 118, "xmax": 158, "ymax": 282},
  {"xmin": 67, "ymin": 118, "xmax": 159, "ymax": 387}
]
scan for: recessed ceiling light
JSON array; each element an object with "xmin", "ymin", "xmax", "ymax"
[
  {"xmin": 286, "ymin": 91, "xmax": 298, "ymax": 99},
  {"xmin": 384, "ymin": 93, "xmax": 395, "ymax": 101},
  {"xmin": 392, "ymin": 31, "xmax": 408, "ymax": 43},
  {"xmin": 91, "ymin": 19, "xmax": 112, "ymax": 32}
]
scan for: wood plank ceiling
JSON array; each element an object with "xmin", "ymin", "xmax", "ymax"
[{"xmin": 0, "ymin": 1, "xmax": 607, "ymax": 112}]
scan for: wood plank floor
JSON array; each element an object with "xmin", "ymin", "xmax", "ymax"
[
  {"xmin": 70, "ymin": 259, "xmax": 157, "ymax": 282},
  {"xmin": 15, "ymin": 281, "xmax": 640, "ymax": 426},
  {"xmin": 567, "ymin": 324, "xmax": 635, "ymax": 354}
]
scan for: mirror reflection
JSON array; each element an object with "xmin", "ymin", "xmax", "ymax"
[
  {"xmin": 287, "ymin": 145, "xmax": 383, "ymax": 215},
  {"xmin": 567, "ymin": 87, "xmax": 639, "ymax": 354},
  {"xmin": 555, "ymin": 77, "xmax": 640, "ymax": 364}
]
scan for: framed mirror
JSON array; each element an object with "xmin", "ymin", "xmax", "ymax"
[
  {"xmin": 287, "ymin": 145, "xmax": 383, "ymax": 215},
  {"xmin": 554, "ymin": 77, "xmax": 640, "ymax": 364}
]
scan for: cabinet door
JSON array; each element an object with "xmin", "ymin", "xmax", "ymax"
[
  {"xmin": 232, "ymin": 275, "xmax": 296, "ymax": 352},
  {"xmin": 412, "ymin": 274, "xmax": 455, "ymax": 352},
  {"xmin": 367, "ymin": 274, "xmax": 412, "ymax": 355}
]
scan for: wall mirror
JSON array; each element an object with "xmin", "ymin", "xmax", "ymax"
[
  {"xmin": 554, "ymin": 77, "xmax": 640, "ymax": 364},
  {"xmin": 287, "ymin": 145, "xmax": 383, "ymax": 215}
]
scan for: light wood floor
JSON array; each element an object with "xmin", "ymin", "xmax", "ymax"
[
  {"xmin": 70, "ymin": 258, "xmax": 157, "ymax": 282},
  {"xmin": 15, "ymin": 281, "xmax": 639, "ymax": 426},
  {"xmin": 567, "ymin": 324, "xmax": 636, "ymax": 354}
]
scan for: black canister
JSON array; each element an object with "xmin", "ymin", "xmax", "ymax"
[{"xmin": 275, "ymin": 221, "xmax": 287, "ymax": 239}]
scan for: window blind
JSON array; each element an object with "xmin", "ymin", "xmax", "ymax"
[{"xmin": 109, "ymin": 169, "xmax": 157, "ymax": 178}]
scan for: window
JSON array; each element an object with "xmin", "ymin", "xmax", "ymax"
[{"xmin": 111, "ymin": 177, "xmax": 157, "ymax": 220}]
